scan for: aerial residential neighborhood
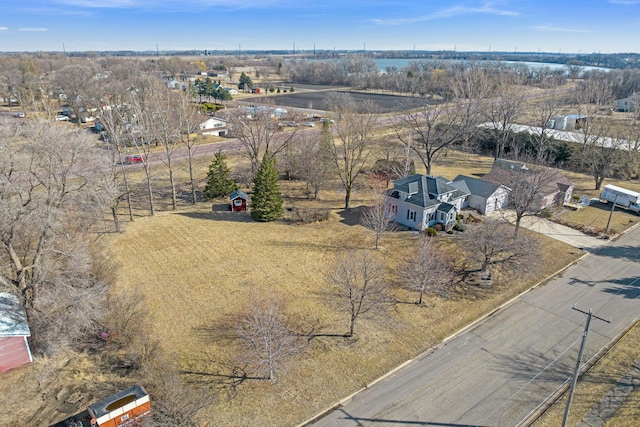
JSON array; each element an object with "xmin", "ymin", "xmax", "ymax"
[{"xmin": 1, "ymin": 2, "xmax": 640, "ymax": 427}]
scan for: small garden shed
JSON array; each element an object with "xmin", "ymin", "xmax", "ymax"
[
  {"xmin": 230, "ymin": 190, "xmax": 249, "ymax": 212},
  {"xmin": 0, "ymin": 292, "xmax": 32, "ymax": 373}
]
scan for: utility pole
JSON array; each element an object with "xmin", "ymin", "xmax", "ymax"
[
  {"xmin": 603, "ymin": 193, "xmax": 618, "ymax": 239},
  {"xmin": 562, "ymin": 306, "xmax": 611, "ymax": 427}
]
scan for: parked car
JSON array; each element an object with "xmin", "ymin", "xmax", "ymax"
[
  {"xmin": 55, "ymin": 115, "xmax": 70, "ymax": 121},
  {"xmin": 123, "ymin": 154, "xmax": 146, "ymax": 165},
  {"xmin": 14, "ymin": 112, "xmax": 25, "ymax": 118},
  {"xmin": 319, "ymin": 118, "xmax": 335, "ymax": 124},
  {"xmin": 285, "ymin": 121, "xmax": 299, "ymax": 127},
  {"xmin": 302, "ymin": 122, "xmax": 314, "ymax": 127}
]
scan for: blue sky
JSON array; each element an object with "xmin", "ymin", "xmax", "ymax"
[{"xmin": 1, "ymin": 0, "xmax": 639, "ymax": 53}]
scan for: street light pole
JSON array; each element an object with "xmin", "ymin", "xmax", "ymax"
[{"xmin": 562, "ymin": 306, "xmax": 611, "ymax": 427}]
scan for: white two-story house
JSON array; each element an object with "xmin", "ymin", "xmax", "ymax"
[{"xmin": 385, "ymin": 174, "xmax": 470, "ymax": 231}]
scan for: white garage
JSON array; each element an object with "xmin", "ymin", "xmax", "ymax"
[{"xmin": 452, "ymin": 175, "xmax": 510, "ymax": 215}]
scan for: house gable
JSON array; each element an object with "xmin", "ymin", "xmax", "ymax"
[{"xmin": 386, "ymin": 174, "xmax": 469, "ymax": 231}]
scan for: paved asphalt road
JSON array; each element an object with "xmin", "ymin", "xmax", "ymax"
[{"xmin": 311, "ymin": 226, "xmax": 640, "ymax": 427}]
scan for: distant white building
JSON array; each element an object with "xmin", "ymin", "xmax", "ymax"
[
  {"xmin": 199, "ymin": 117, "xmax": 228, "ymax": 136},
  {"xmin": 546, "ymin": 114, "xmax": 588, "ymax": 131}
]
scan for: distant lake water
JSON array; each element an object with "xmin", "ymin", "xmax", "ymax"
[{"xmin": 373, "ymin": 58, "xmax": 610, "ymax": 74}]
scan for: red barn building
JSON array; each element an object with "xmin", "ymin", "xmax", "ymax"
[
  {"xmin": 0, "ymin": 292, "xmax": 33, "ymax": 373},
  {"xmin": 230, "ymin": 190, "xmax": 249, "ymax": 212}
]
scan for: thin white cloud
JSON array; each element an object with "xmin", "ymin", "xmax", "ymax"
[
  {"xmin": 372, "ymin": 1, "xmax": 519, "ymax": 25},
  {"xmin": 0, "ymin": 27, "xmax": 8, "ymax": 31},
  {"xmin": 533, "ymin": 25, "xmax": 591, "ymax": 33},
  {"xmin": 19, "ymin": 27, "xmax": 48, "ymax": 31},
  {"xmin": 610, "ymin": 0, "xmax": 640, "ymax": 4},
  {"xmin": 52, "ymin": 0, "xmax": 286, "ymax": 8}
]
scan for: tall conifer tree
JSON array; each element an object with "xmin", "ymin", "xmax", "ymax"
[{"xmin": 251, "ymin": 153, "xmax": 283, "ymax": 221}]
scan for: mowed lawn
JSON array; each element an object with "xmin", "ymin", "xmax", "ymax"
[{"xmin": 108, "ymin": 190, "xmax": 581, "ymax": 426}]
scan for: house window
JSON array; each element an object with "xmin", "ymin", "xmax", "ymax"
[
  {"xmin": 234, "ymin": 199, "xmax": 243, "ymax": 206},
  {"xmin": 407, "ymin": 210, "xmax": 416, "ymax": 221}
]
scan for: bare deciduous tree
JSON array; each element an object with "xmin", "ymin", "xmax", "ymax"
[
  {"xmin": 487, "ymin": 162, "xmax": 567, "ymax": 237},
  {"xmin": 144, "ymin": 367, "xmax": 213, "ymax": 427},
  {"xmin": 326, "ymin": 93, "xmax": 378, "ymax": 208},
  {"xmin": 400, "ymin": 235, "xmax": 454, "ymax": 306},
  {"xmin": 461, "ymin": 219, "xmax": 538, "ymax": 274},
  {"xmin": 327, "ymin": 249, "xmax": 389, "ymax": 337},
  {"xmin": 572, "ymin": 71, "xmax": 623, "ymax": 190},
  {"xmin": 225, "ymin": 100, "xmax": 300, "ymax": 177},
  {"xmin": 176, "ymin": 90, "xmax": 203, "ymax": 204},
  {"xmin": 128, "ymin": 76, "xmax": 160, "ymax": 215},
  {"xmin": 233, "ymin": 292, "xmax": 306, "ymax": 381},
  {"xmin": 0, "ymin": 120, "xmax": 114, "ymax": 312},
  {"xmin": 483, "ymin": 69, "xmax": 527, "ymax": 159},
  {"xmin": 99, "ymin": 99, "xmax": 137, "ymax": 225},
  {"xmin": 360, "ymin": 187, "xmax": 397, "ymax": 250},
  {"xmin": 143, "ymin": 79, "xmax": 182, "ymax": 210},
  {"xmin": 526, "ymin": 88, "xmax": 563, "ymax": 163},
  {"xmin": 394, "ymin": 71, "xmax": 483, "ymax": 175}
]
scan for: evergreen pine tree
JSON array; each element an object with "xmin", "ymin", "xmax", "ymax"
[
  {"xmin": 203, "ymin": 151, "xmax": 236, "ymax": 199},
  {"xmin": 251, "ymin": 153, "xmax": 283, "ymax": 222}
]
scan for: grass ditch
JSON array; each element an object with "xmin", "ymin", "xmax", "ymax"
[{"xmin": 532, "ymin": 320, "xmax": 640, "ymax": 426}]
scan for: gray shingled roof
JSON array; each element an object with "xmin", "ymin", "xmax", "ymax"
[
  {"xmin": 391, "ymin": 174, "xmax": 467, "ymax": 208},
  {"xmin": 229, "ymin": 190, "xmax": 248, "ymax": 200},
  {"xmin": 453, "ymin": 175, "xmax": 504, "ymax": 198},
  {"xmin": 0, "ymin": 293, "xmax": 30, "ymax": 337}
]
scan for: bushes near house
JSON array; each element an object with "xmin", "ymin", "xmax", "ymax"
[
  {"xmin": 290, "ymin": 207, "xmax": 331, "ymax": 224},
  {"xmin": 539, "ymin": 208, "xmax": 553, "ymax": 218},
  {"xmin": 199, "ymin": 102, "xmax": 225, "ymax": 113},
  {"xmin": 425, "ymin": 227, "xmax": 438, "ymax": 236}
]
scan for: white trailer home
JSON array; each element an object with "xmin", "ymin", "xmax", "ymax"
[{"xmin": 600, "ymin": 184, "xmax": 640, "ymax": 214}]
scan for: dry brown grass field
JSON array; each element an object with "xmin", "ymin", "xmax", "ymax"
[
  {"xmin": 103, "ymin": 199, "xmax": 580, "ymax": 426},
  {"xmin": 90, "ymin": 150, "xmax": 584, "ymax": 426},
  {"xmin": 1, "ymin": 146, "xmax": 634, "ymax": 426}
]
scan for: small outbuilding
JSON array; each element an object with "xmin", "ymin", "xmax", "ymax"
[
  {"xmin": 88, "ymin": 385, "xmax": 151, "ymax": 427},
  {"xmin": 230, "ymin": 190, "xmax": 249, "ymax": 212},
  {"xmin": 0, "ymin": 292, "xmax": 33, "ymax": 373}
]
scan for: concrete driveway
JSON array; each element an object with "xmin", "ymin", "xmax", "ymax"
[{"xmin": 487, "ymin": 210, "xmax": 607, "ymax": 250}]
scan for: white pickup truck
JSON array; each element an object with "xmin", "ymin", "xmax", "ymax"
[{"xmin": 600, "ymin": 184, "xmax": 640, "ymax": 214}]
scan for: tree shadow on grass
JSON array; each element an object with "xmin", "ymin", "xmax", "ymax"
[
  {"xmin": 176, "ymin": 208, "xmax": 255, "ymax": 223},
  {"xmin": 337, "ymin": 206, "xmax": 365, "ymax": 226}
]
